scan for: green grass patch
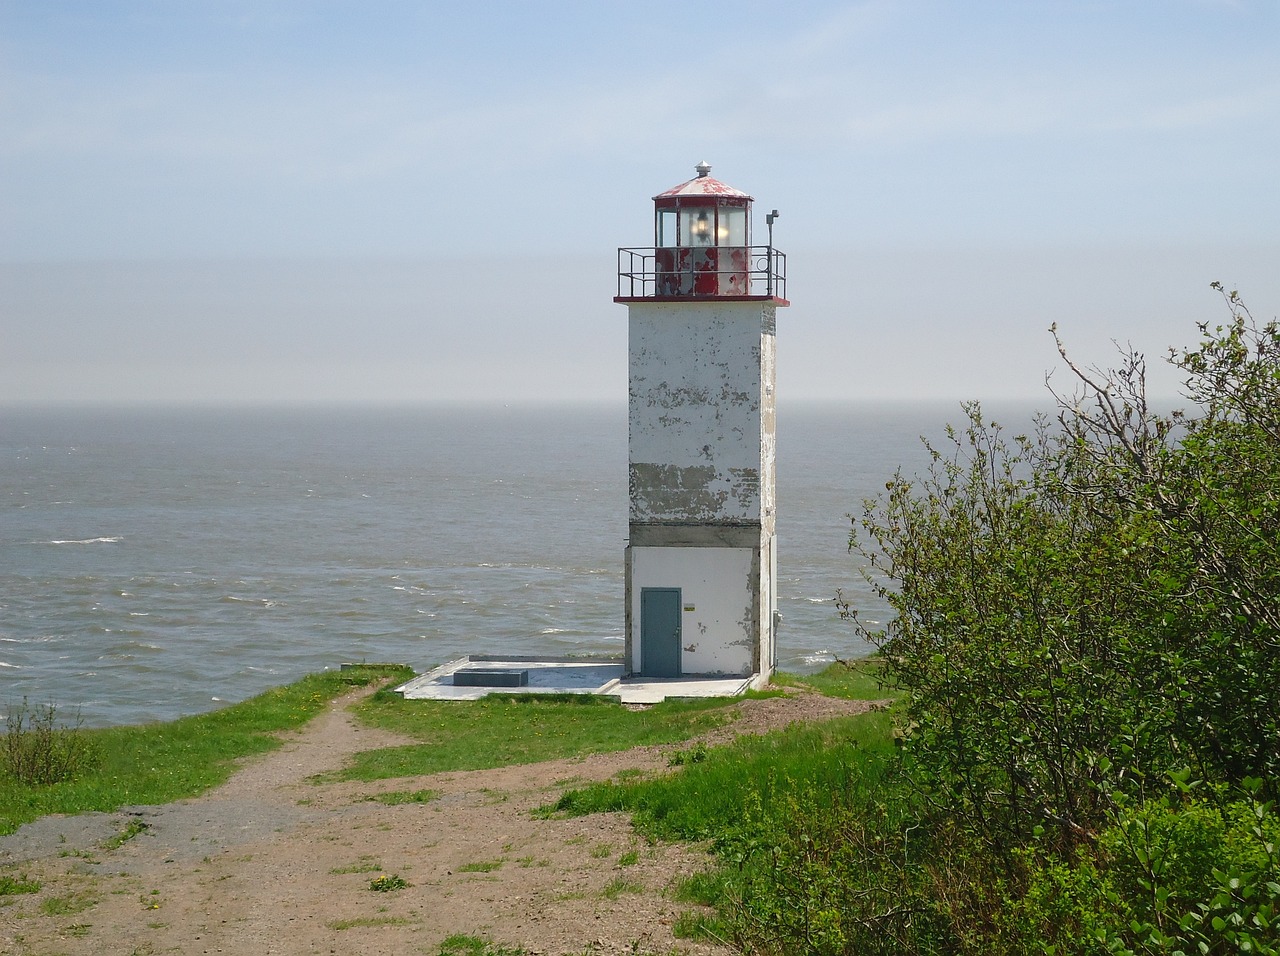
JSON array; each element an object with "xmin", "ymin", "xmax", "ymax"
[
  {"xmin": 455, "ymin": 859, "xmax": 504, "ymax": 873},
  {"xmin": 334, "ymin": 689, "xmax": 741, "ymax": 783},
  {"xmin": 773, "ymin": 656, "xmax": 895, "ymax": 701},
  {"xmin": 435, "ymin": 933, "xmax": 529, "ymax": 955},
  {"xmin": 40, "ymin": 890, "xmax": 97, "ymax": 917},
  {"xmin": 600, "ymin": 876, "xmax": 644, "ymax": 900},
  {"xmin": 368, "ymin": 873, "xmax": 410, "ymax": 892},
  {"xmin": 672, "ymin": 907, "xmax": 731, "ymax": 945},
  {"xmin": 549, "ymin": 708, "xmax": 896, "ymax": 842},
  {"xmin": 329, "ymin": 914, "xmax": 416, "ymax": 930},
  {"xmin": 0, "ymin": 664, "xmax": 412, "ymax": 835},
  {"xmin": 330, "ymin": 857, "xmax": 382, "ymax": 875},
  {"xmin": 366, "ymin": 787, "xmax": 439, "ymax": 806},
  {"xmin": 0, "ymin": 873, "xmax": 41, "ymax": 895}
]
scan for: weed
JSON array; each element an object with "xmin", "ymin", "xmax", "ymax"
[
  {"xmin": 329, "ymin": 915, "xmax": 415, "ymax": 930},
  {"xmin": 40, "ymin": 890, "xmax": 96, "ymax": 917},
  {"xmin": 0, "ymin": 874, "xmax": 41, "ymax": 896},
  {"xmin": 671, "ymin": 909, "xmax": 730, "ymax": 945},
  {"xmin": 667, "ymin": 742, "xmax": 707, "ymax": 766},
  {"xmin": 367, "ymin": 788, "xmax": 438, "ymax": 806},
  {"xmin": 368, "ymin": 873, "xmax": 409, "ymax": 892},
  {"xmin": 589, "ymin": 842, "xmax": 612, "ymax": 859},
  {"xmin": 66, "ymin": 923, "xmax": 92, "ymax": 938},
  {"xmin": 101, "ymin": 818, "xmax": 148, "ymax": 851},
  {"xmin": 435, "ymin": 934, "xmax": 529, "ymax": 955},
  {"xmin": 330, "ymin": 858, "xmax": 382, "ymax": 875},
  {"xmin": 3, "ymin": 699, "xmax": 99, "ymax": 786},
  {"xmin": 600, "ymin": 876, "xmax": 644, "ymax": 900},
  {"xmin": 455, "ymin": 859, "xmax": 503, "ymax": 873},
  {"xmin": 617, "ymin": 850, "xmax": 639, "ymax": 867}
]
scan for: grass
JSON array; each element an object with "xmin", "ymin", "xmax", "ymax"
[
  {"xmin": 547, "ymin": 707, "xmax": 897, "ymax": 842},
  {"xmin": 600, "ymin": 876, "xmax": 644, "ymax": 900},
  {"xmin": 330, "ymin": 858, "xmax": 382, "ymax": 875},
  {"xmin": 455, "ymin": 859, "xmax": 504, "ymax": 873},
  {"xmin": 331, "ymin": 688, "xmax": 745, "ymax": 783},
  {"xmin": 772, "ymin": 655, "xmax": 893, "ymax": 701},
  {"xmin": 366, "ymin": 787, "xmax": 439, "ymax": 805},
  {"xmin": 40, "ymin": 890, "xmax": 97, "ymax": 917},
  {"xmin": 435, "ymin": 934, "xmax": 530, "ymax": 956},
  {"xmin": 329, "ymin": 914, "xmax": 417, "ymax": 930},
  {"xmin": 368, "ymin": 873, "xmax": 410, "ymax": 892},
  {"xmin": 0, "ymin": 873, "xmax": 42, "ymax": 895},
  {"xmin": 101, "ymin": 818, "xmax": 148, "ymax": 850},
  {"xmin": 0, "ymin": 664, "xmax": 412, "ymax": 835}
]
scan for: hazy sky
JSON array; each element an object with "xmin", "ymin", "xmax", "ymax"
[{"xmin": 2, "ymin": 0, "xmax": 1277, "ymax": 406}]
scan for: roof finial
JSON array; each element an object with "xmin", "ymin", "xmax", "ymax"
[{"xmin": 695, "ymin": 160, "xmax": 711, "ymax": 178}]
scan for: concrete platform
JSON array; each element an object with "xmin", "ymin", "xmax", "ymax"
[{"xmin": 393, "ymin": 655, "xmax": 756, "ymax": 705}]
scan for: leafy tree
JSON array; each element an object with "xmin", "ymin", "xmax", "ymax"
[{"xmin": 845, "ymin": 285, "xmax": 1280, "ymax": 852}]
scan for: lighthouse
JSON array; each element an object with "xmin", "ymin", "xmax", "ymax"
[{"xmin": 616, "ymin": 162, "xmax": 788, "ymax": 685}]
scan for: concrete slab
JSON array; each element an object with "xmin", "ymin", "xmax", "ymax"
[
  {"xmin": 608, "ymin": 676, "xmax": 753, "ymax": 705},
  {"xmin": 393, "ymin": 655, "xmax": 756, "ymax": 704}
]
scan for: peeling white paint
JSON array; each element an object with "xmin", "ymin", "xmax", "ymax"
[{"xmin": 628, "ymin": 300, "xmax": 775, "ymax": 525}]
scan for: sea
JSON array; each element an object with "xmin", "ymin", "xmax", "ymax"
[{"xmin": 0, "ymin": 401, "xmax": 1019, "ymax": 728}]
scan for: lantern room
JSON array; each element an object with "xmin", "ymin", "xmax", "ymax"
[{"xmin": 616, "ymin": 162, "xmax": 787, "ymax": 302}]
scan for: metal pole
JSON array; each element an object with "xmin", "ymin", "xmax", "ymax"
[{"xmin": 765, "ymin": 210, "xmax": 779, "ymax": 297}]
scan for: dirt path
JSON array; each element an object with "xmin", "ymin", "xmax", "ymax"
[{"xmin": 0, "ymin": 687, "xmax": 880, "ymax": 956}]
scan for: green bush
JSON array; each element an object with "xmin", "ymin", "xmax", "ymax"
[
  {"xmin": 3, "ymin": 699, "xmax": 99, "ymax": 786},
  {"xmin": 1006, "ymin": 782, "xmax": 1280, "ymax": 955},
  {"xmin": 846, "ymin": 286, "xmax": 1280, "ymax": 853}
]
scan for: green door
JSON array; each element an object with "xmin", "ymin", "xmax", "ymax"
[{"xmin": 641, "ymin": 588, "xmax": 682, "ymax": 678}]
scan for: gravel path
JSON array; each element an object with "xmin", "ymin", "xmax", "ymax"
[{"xmin": 0, "ymin": 685, "xmax": 882, "ymax": 956}]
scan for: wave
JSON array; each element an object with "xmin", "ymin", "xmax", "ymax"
[
  {"xmin": 46, "ymin": 536, "xmax": 123, "ymax": 545},
  {"xmin": 220, "ymin": 596, "xmax": 279, "ymax": 607}
]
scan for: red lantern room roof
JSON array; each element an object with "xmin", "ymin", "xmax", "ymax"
[{"xmin": 653, "ymin": 161, "xmax": 752, "ymax": 205}]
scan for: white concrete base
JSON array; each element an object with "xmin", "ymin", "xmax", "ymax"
[{"xmin": 393, "ymin": 655, "xmax": 755, "ymax": 704}]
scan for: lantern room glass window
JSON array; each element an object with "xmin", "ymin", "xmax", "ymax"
[
  {"xmin": 681, "ymin": 208, "xmax": 714, "ymax": 246},
  {"xmin": 659, "ymin": 205, "xmax": 749, "ymax": 247},
  {"xmin": 720, "ymin": 207, "xmax": 746, "ymax": 245},
  {"xmin": 657, "ymin": 209, "xmax": 677, "ymax": 247}
]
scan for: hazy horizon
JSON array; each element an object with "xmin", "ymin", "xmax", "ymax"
[{"xmin": 4, "ymin": 2, "xmax": 1277, "ymax": 407}]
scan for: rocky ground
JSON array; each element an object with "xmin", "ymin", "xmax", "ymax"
[{"xmin": 0, "ymin": 686, "xmax": 879, "ymax": 956}]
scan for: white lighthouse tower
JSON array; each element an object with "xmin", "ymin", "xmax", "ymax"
[{"xmin": 616, "ymin": 162, "xmax": 788, "ymax": 685}]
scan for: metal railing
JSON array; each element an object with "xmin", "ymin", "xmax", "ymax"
[{"xmin": 617, "ymin": 246, "xmax": 787, "ymax": 300}]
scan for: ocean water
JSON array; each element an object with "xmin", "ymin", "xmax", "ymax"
[{"xmin": 1, "ymin": 401, "xmax": 988, "ymax": 727}]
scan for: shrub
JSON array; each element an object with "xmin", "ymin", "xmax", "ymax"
[
  {"xmin": 2, "ymin": 699, "xmax": 99, "ymax": 786},
  {"xmin": 846, "ymin": 286, "xmax": 1280, "ymax": 853}
]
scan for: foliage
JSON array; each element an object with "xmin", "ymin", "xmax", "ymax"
[
  {"xmin": 3, "ymin": 699, "xmax": 99, "ymax": 786},
  {"xmin": 844, "ymin": 285, "xmax": 1280, "ymax": 853},
  {"xmin": 367, "ymin": 872, "xmax": 410, "ymax": 892},
  {"xmin": 0, "ymin": 874, "xmax": 42, "ymax": 896},
  {"xmin": 435, "ymin": 935, "xmax": 529, "ymax": 956},
  {"xmin": 1004, "ymin": 781, "xmax": 1280, "ymax": 955}
]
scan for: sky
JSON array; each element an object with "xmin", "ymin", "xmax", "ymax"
[{"xmin": 2, "ymin": 0, "xmax": 1278, "ymax": 406}]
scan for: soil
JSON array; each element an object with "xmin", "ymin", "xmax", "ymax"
[{"xmin": 0, "ymin": 685, "xmax": 882, "ymax": 956}]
